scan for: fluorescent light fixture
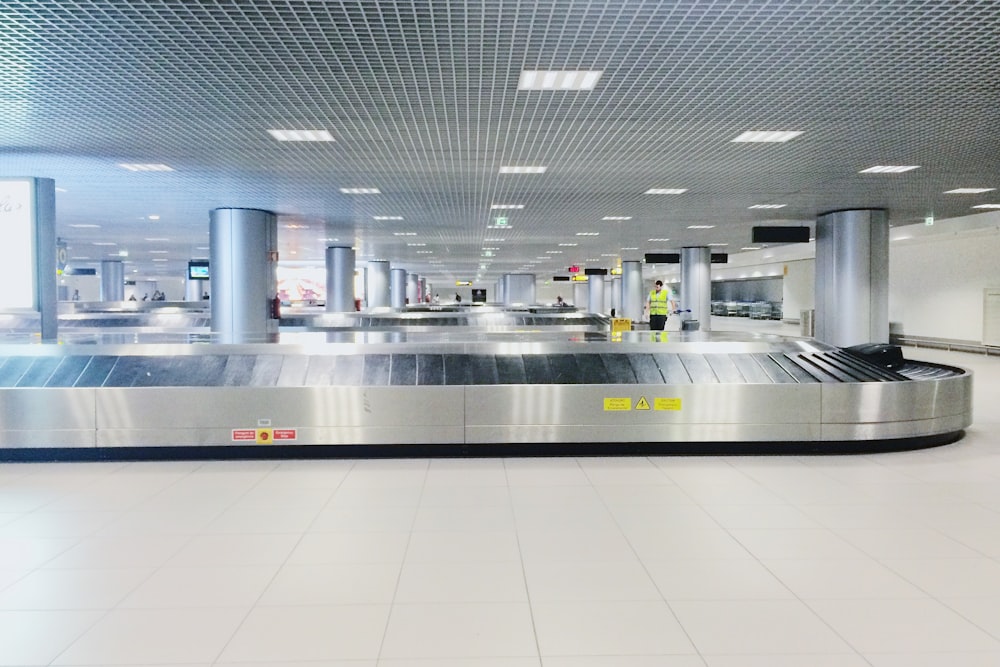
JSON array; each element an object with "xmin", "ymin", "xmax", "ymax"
[
  {"xmin": 70, "ymin": 257, "xmax": 91, "ymax": 260},
  {"xmin": 518, "ymin": 70, "xmax": 603, "ymax": 91},
  {"xmin": 485, "ymin": 237, "xmax": 505, "ymax": 242},
  {"xmin": 406, "ymin": 243, "xmax": 426, "ymax": 247},
  {"xmin": 708, "ymin": 243, "xmax": 728, "ymax": 246},
  {"xmin": 144, "ymin": 237, "xmax": 169, "ymax": 241},
  {"xmin": 92, "ymin": 242, "xmax": 117, "ymax": 246},
  {"xmin": 576, "ymin": 232, "xmax": 599, "ymax": 236},
  {"xmin": 741, "ymin": 246, "xmax": 762, "ymax": 251},
  {"xmin": 499, "ymin": 166, "xmax": 547, "ymax": 174},
  {"xmin": 147, "ymin": 215, "xmax": 160, "ymax": 220},
  {"xmin": 118, "ymin": 163, "xmax": 174, "ymax": 171},
  {"xmin": 152, "ymin": 258, "xmax": 168, "ymax": 262},
  {"xmin": 70, "ymin": 224, "xmax": 100, "ymax": 229},
  {"xmin": 648, "ymin": 238, "xmax": 670, "ymax": 242},
  {"xmin": 545, "ymin": 250, "xmax": 563, "ymax": 254},
  {"xmin": 149, "ymin": 250, "xmax": 168, "ymax": 254},
  {"xmin": 644, "ymin": 188, "xmax": 688, "ymax": 195},
  {"xmin": 973, "ymin": 204, "xmax": 1000, "ymax": 209},
  {"xmin": 602, "ymin": 216, "xmax": 632, "ymax": 221},
  {"xmin": 687, "ymin": 225, "xmax": 715, "ymax": 229},
  {"xmin": 374, "ymin": 216, "xmax": 404, "ymax": 220},
  {"xmin": 558, "ymin": 243, "xmax": 578, "ymax": 247},
  {"xmin": 267, "ymin": 129, "xmax": 335, "ymax": 142},
  {"xmin": 945, "ymin": 188, "xmax": 995, "ymax": 194},
  {"xmin": 284, "ymin": 224, "xmax": 309, "ymax": 229},
  {"xmin": 416, "ymin": 250, "xmax": 434, "ymax": 254},
  {"xmin": 393, "ymin": 232, "xmax": 417, "ymax": 236},
  {"xmin": 749, "ymin": 204, "xmax": 786, "ymax": 209},
  {"xmin": 621, "ymin": 247, "xmax": 638, "ymax": 250},
  {"xmin": 340, "ymin": 187, "xmax": 381, "ymax": 194},
  {"xmin": 601, "ymin": 253, "xmax": 617, "ymax": 257},
  {"xmin": 55, "ymin": 187, "xmax": 68, "ymax": 193},
  {"xmin": 731, "ymin": 131, "xmax": 803, "ymax": 143},
  {"xmin": 535, "ymin": 257, "xmax": 551, "ymax": 260},
  {"xmin": 892, "ymin": 235, "xmax": 913, "ymax": 242},
  {"xmin": 491, "ymin": 204, "xmax": 524, "ymax": 209},
  {"xmin": 859, "ymin": 165, "xmax": 920, "ymax": 173}
]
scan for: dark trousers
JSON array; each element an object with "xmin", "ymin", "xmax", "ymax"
[{"xmin": 649, "ymin": 314, "xmax": 667, "ymax": 331}]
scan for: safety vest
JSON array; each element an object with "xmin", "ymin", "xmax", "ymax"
[{"xmin": 648, "ymin": 289, "xmax": 669, "ymax": 315}]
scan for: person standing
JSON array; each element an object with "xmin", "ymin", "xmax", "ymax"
[{"xmin": 646, "ymin": 280, "xmax": 671, "ymax": 331}]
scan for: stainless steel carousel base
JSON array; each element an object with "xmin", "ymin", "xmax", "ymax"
[{"xmin": 0, "ymin": 335, "xmax": 972, "ymax": 459}]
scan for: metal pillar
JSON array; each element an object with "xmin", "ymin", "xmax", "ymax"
[
  {"xmin": 495, "ymin": 278, "xmax": 505, "ymax": 304},
  {"xmin": 621, "ymin": 260, "xmax": 644, "ymax": 321},
  {"xmin": 367, "ymin": 260, "xmax": 390, "ymax": 309},
  {"xmin": 185, "ymin": 276, "xmax": 205, "ymax": 302},
  {"xmin": 390, "ymin": 268, "xmax": 407, "ymax": 308},
  {"xmin": 406, "ymin": 273, "xmax": 420, "ymax": 304},
  {"xmin": 681, "ymin": 247, "xmax": 711, "ymax": 331},
  {"xmin": 325, "ymin": 246, "xmax": 355, "ymax": 313},
  {"xmin": 588, "ymin": 275, "xmax": 605, "ymax": 314},
  {"xmin": 209, "ymin": 208, "xmax": 278, "ymax": 343},
  {"xmin": 815, "ymin": 209, "xmax": 889, "ymax": 346},
  {"xmin": 419, "ymin": 276, "xmax": 427, "ymax": 303},
  {"xmin": 503, "ymin": 273, "xmax": 536, "ymax": 305},
  {"xmin": 100, "ymin": 260, "xmax": 125, "ymax": 302},
  {"xmin": 574, "ymin": 282, "xmax": 589, "ymax": 310},
  {"xmin": 611, "ymin": 276, "xmax": 622, "ymax": 316}
]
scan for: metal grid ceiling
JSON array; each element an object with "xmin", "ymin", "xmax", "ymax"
[{"xmin": 2, "ymin": 0, "xmax": 999, "ymax": 281}]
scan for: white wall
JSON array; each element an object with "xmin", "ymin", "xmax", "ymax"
[
  {"xmin": 889, "ymin": 228, "xmax": 1000, "ymax": 342},
  {"xmin": 782, "ymin": 259, "xmax": 815, "ymax": 321}
]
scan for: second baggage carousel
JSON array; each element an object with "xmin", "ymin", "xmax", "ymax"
[{"xmin": 0, "ymin": 330, "xmax": 972, "ymax": 459}]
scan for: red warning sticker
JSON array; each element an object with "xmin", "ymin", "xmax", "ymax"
[
  {"xmin": 231, "ymin": 429, "xmax": 256, "ymax": 441},
  {"xmin": 273, "ymin": 429, "xmax": 298, "ymax": 441}
]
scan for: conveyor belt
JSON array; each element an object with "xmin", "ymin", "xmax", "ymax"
[
  {"xmin": 0, "ymin": 338, "xmax": 972, "ymax": 457},
  {"xmin": 0, "ymin": 350, "xmax": 936, "ymax": 388}
]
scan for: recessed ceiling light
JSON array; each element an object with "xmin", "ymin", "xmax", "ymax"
[
  {"xmin": 644, "ymin": 188, "xmax": 688, "ymax": 195},
  {"xmin": 749, "ymin": 204, "xmax": 787, "ymax": 209},
  {"xmin": 491, "ymin": 204, "xmax": 525, "ymax": 209},
  {"xmin": 648, "ymin": 238, "xmax": 670, "ymax": 242},
  {"xmin": 602, "ymin": 216, "xmax": 632, "ymax": 221},
  {"xmin": 152, "ymin": 258, "xmax": 168, "ymax": 262},
  {"xmin": 741, "ymin": 246, "xmax": 762, "ymax": 251},
  {"xmin": 708, "ymin": 243, "xmax": 728, "ymax": 246},
  {"xmin": 621, "ymin": 247, "xmax": 639, "ymax": 250},
  {"xmin": 70, "ymin": 224, "xmax": 100, "ymax": 229},
  {"xmin": 284, "ymin": 224, "xmax": 309, "ymax": 229},
  {"xmin": 416, "ymin": 250, "xmax": 434, "ymax": 254},
  {"xmin": 601, "ymin": 253, "xmax": 617, "ymax": 257},
  {"xmin": 406, "ymin": 243, "xmax": 426, "ymax": 247},
  {"xmin": 147, "ymin": 215, "xmax": 160, "ymax": 220},
  {"xmin": 973, "ymin": 204, "xmax": 1000, "ymax": 209},
  {"xmin": 267, "ymin": 129, "xmax": 335, "ymax": 142},
  {"xmin": 518, "ymin": 70, "xmax": 603, "ymax": 91},
  {"xmin": 149, "ymin": 250, "xmax": 168, "ymax": 254},
  {"xmin": 731, "ymin": 131, "xmax": 803, "ymax": 143},
  {"xmin": 92, "ymin": 242, "xmax": 117, "ymax": 246},
  {"xmin": 196, "ymin": 247, "xmax": 209, "ymax": 251},
  {"xmin": 144, "ymin": 237, "xmax": 169, "ymax": 241},
  {"xmin": 118, "ymin": 163, "xmax": 173, "ymax": 171},
  {"xmin": 558, "ymin": 243, "xmax": 578, "ymax": 247},
  {"xmin": 393, "ymin": 232, "xmax": 417, "ymax": 236},
  {"xmin": 546, "ymin": 250, "xmax": 563, "ymax": 254},
  {"xmin": 535, "ymin": 257, "xmax": 551, "ymax": 260},
  {"xmin": 945, "ymin": 188, "xmax": 995, "ymax": 194},
  {"xmin": 70, "ymin": 256, "xmax": 91, "ymax": 260},
  {"xmin": 485, "ymin": 237, "xmax": 505, "ymax": 242},
  {"xmin": 374, "ymin": 216, "xmax": 404, "ymax": 220},
  {"xmin": 687, "ymin": 225, "xmax": 715, "ymax": 229},
  {"xmin": 576, "ymin": 232, "xmax": 599, "ymax": 236},
  {"xmin": 55, "ymin": 187, "xmax": 68, "ymax": 193},
  {"xmin": 499, "ymin": 166, "xmax": 547, "ymax": 174},
  {"xmin": 859, "ymin": 165, "xmax": 920, "ymax": 173},
  {"xmin": 340, "ymin": 188, "xmax": 381, "ymax": 194}
]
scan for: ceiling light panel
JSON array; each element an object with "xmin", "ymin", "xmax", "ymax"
[
  {"xmin": 602, "ymin": 216, "xmax": 632, "ymax": 221},
  {"xmin": 731, "ymin": 131, "xmax": 803, "ymax": 143},
  {"xmin": 945, "ymin": 188, "xmax": 995, "ymax": 194},
  {"xmin": 644, "ymin": 189, "xmax": 688, "ymax": 195},
  {"xmin": 518, "ymin": 70, "xmax": 603, "ymax": 90},
  {"xmin": 499, "ymin": 166, "xmax": 547, "ymax": 174},
  {"xmin": 340, "ymin": 188, "xmax": 381, "ymax": 194},
  {"xmin": 859, "ymin": 166, "xmax": 920, "ymax": 173},
  {"xmin": 117, "ymin": 163, "xmax": 173, "ymax": 171},
  {"xmin": 749, "ymin": 204, "xmax": 787, "ymax": 209},
  {"xmin": 491, "ymin": 204, "xmax": 525, "ymax": 209},
  {"xmin": 267, "ymin": 129, "xmax": 334, "ymax": 141}
]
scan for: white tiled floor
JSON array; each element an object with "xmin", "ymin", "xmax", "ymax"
[{"xmin": 1, "ymin": 342, "xmax": 1000, "ymax": 665}]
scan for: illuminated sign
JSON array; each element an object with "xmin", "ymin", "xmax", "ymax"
[{"xmin": 455, "ymin": 280, "xmax": 472, "ymax": 286}]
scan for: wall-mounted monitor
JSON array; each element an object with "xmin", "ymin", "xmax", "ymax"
[
  {"xmin": 710, "ymin": 253, "xmax": 729, "ymax": 263},
  {"xmin": 644, "ymin": 253, "xmax": 681, "ymax": 264},
  {"xmin": 584, "ymin": 268, "xmax": 608, "ymax": 275},
  {"xmin": 552, "ymin": 276, "xmax": 570, "ymax": 281},
  {"xmin": 751, "ymin": 226, "xmax": 810, "ymax": 243},
  {"xmin": 188, "ymin": 261, "xmax": 210, "ymax": 280}
]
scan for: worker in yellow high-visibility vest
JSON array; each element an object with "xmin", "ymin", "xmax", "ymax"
[{"xmin": 645, "ymin": 280, "xmax": 674, "ymax": 331}]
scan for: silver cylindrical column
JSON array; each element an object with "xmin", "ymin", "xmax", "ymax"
[
  {"xmin": 367, "ymin": 260, "xmax": 390, "ymax": 309},
  {"xmin": 406, "ymin": 273, "xmax": 420, "ymax": 304},
  {"xmin": 588, "ymin": 275, "xmax": 605, "ymax": 314},
  {"xmin": 611, "ymin": 276, "xmax": 622, "ymax": 315},
  {"xmin": 604, "ymin": 276, "xmax": 614, "ymax": 313},
  {"xmin": 419, "ymin": 277, "xmax": 427, "ymax": 303},
  {"xmin": 210, "ymin": 208, "xmax": 278, "ymax": 342},
  {"xmin": 390, "ymin": 268, "xmax": 407, "ymax": 308},
  {"xmin": 185, "ymin": 277, "xmax": 205, "ymax": 302},
  {"xmin": 681, "ymin": 247, "xmax": 711, "ymax": 331},
  {"xmin": 100, "ymin": 260, "xmax": 125, "ymax": 301},
  {"xmin": 815, "ymin": 209, "xmax": 889, "ymax": 346},
  {"xmin": 621, "ymin": 260, "xmax": 644, "ymax": 321},
  {"xmin": 495, "ymin": 278, "xmax": 505, "ymax": 304},
  {"xmin": 325, "ymin": 246, "xmax": 355, "ymax": 313},
  {"xmin": 503, "ymin": 273, "xmax": 536, "ymax": 305}
]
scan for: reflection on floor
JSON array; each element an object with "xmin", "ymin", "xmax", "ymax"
[{"xmin": 0, "ymin": 317, "xmax": 998, "ymax": 666}]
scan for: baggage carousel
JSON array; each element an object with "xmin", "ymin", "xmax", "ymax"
[{"xmin": 0, "ymin": 328, "xmax": 972, "ymax": 460}]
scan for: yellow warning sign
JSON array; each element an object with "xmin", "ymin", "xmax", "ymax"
[
  {"xmin": 603, "ymin": 397, "xmax": 632, "ymax": 411},
  {"xmin": 256, "ymin": 428, "xmax": 274, "ymax": 444},
  {"xmin": 611, "ymin": 318, "xmax": 632, "ymax": 334},
  {"xmin": 635, "ymin": 396, "xmax": 650, "ymax": 410},
  {"xmin": 654, "ymin": 397, "xmax": 682, "ymax": 411}
]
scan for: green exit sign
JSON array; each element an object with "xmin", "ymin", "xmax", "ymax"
[{"xmin": 494, "ymin": 217, "xmax": 508, "ymax": 227}]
